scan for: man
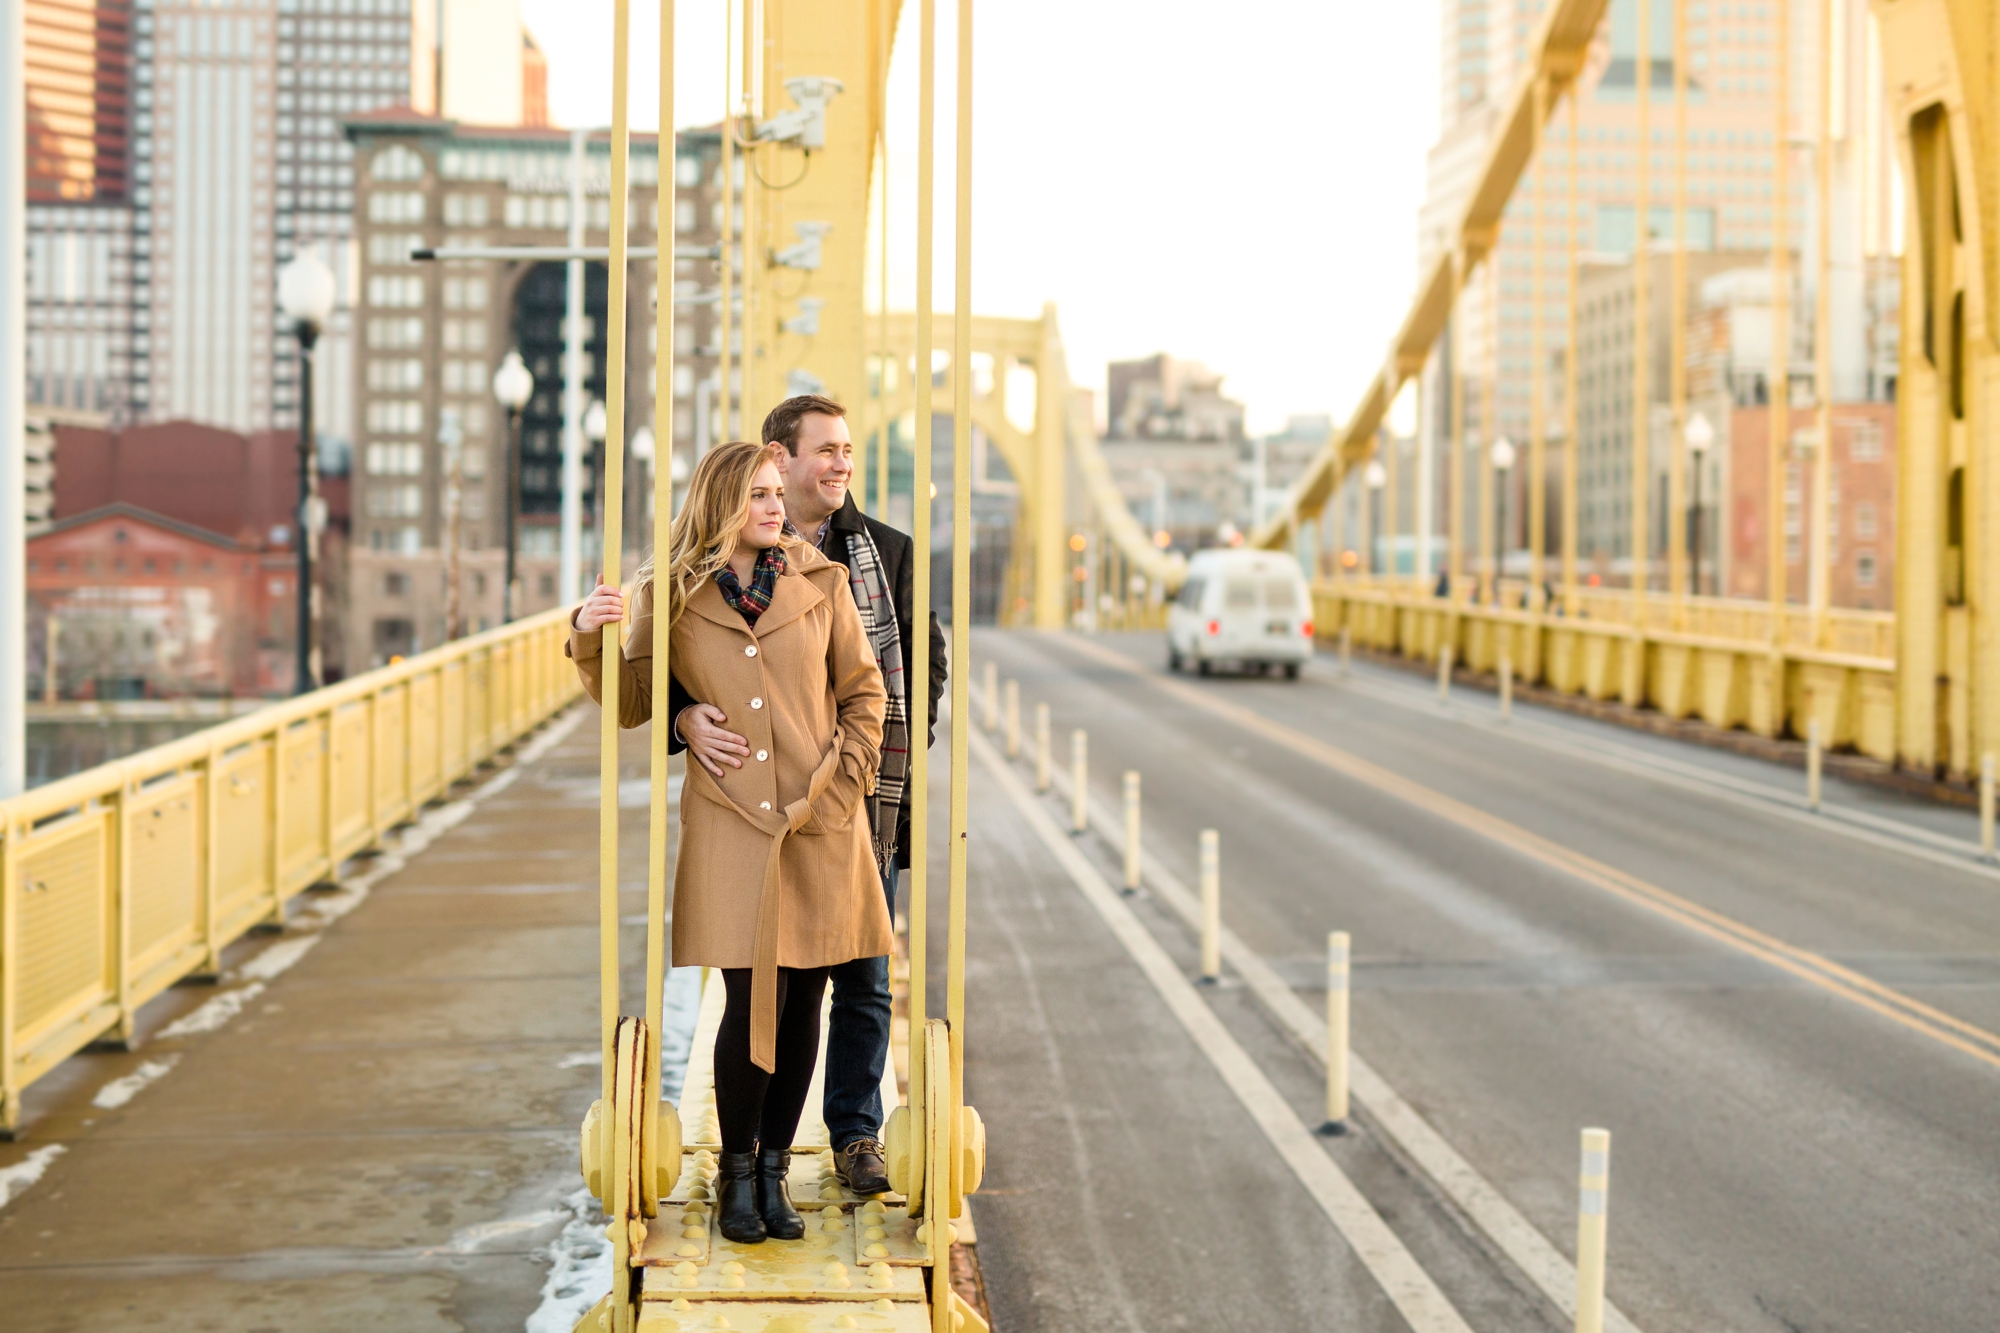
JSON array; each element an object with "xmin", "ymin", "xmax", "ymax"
[{"xmin": 668, "ymin": 394, "xmax": 947, "ymax": 1196}]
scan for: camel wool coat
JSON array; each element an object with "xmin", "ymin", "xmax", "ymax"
[{"xmin": 567, "ymin": 537, "xmax": 890, "ymax": 1069}]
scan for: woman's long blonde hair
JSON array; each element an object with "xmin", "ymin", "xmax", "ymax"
[{"xmin": 635, "ymin": 439, "xmax": 782, "ymax": 625}]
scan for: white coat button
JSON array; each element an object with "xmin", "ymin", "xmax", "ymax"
[
  {"xmin": 756, "ymin": 750, "xmax": 769, "ymax": 762},
  {"xmin": 750, "ymin": 697, "xmax": 763, "ymax": 709},
  {"xmin": 759, "ymin": 801, "xmax": 772, "ymax": 810},
  {"xmin": 744, "ymin": 645, "xmax": 758, "ymax": 658}
]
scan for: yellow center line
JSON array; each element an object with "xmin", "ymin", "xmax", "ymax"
[{"xmin": 1057, "ymin": 634, "xmax": 2000, "ymax": 1074}]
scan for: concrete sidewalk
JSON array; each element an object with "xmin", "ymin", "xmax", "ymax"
[{"xmin": 0, "ymin": 706, "xmax": 646, "ymax": 1332}]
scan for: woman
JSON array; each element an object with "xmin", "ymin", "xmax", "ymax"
[{"xmin": 569, "ymin": 441, "xmax": 888, "ymax": 1245}]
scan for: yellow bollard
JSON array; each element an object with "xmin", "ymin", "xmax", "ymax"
[
  {"xmin": 1318, "ymin": 930, "xmax": 1350, "ymax": 1135},
  {"xmin": 1070, "ymin": 729, "xmax": 1088, "ymax": 833},
  {"xmin": 1339, "ymin": 625, "xmax": 1352, "ymax": 676},
  {"xmin": 1807, "ymin": 718, "xmax": 1822, "ymax": 812},
  {"xmin": 1437, "ymin": 645, "xmax": 1453, "ymax": 704},
  {"xmin": 1035, "ymin": 703, "xmax": 1051, "ymax": 793},
  {"xmin": 1575, "ymin": 1127, "xmax": 1611, "ymax": 1333},
  {"xmin": 1122, "ymin": 770, "xmax": 1141, "ymax": 894},
  {"xmin": 982, "ymin": 661, "xmax": 998, "ymax": 732},
  {"xmin": 1981, "ymin": 753, "xmax": 1994, "ymax": 861},
  {"xmin": 1198, "ymin": 830, "xmax": 1220, "ymax": 984},
  {"xmin": 1004, "ymin": 679, "xmax": 1020, "ymax": 758},
  {"xmin": 1499, "ymin": 652, "xmax": 1513, "ymax": 722}
]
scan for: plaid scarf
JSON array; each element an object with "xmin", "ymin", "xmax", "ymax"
[
  {"xmin": 790, "ymin": 516, "xmax": 909, "ymax": 875},
  {"xmin": 714, "ymin": 543, "xmax": 786, "ymax": 626}
]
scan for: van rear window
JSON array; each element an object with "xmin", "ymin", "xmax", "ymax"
[
  {"xmin": 1263, "ymin": 578, "xmax": 1299, "ymax": 611},
  {"xmin": 1224, "ymin": 579, "xmax": 1258, "ymax": 610}
]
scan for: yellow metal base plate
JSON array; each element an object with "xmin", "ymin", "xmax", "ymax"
[{"xmin": 637, "ymin": 1297, "xmax": 931, "ymax": 1330}]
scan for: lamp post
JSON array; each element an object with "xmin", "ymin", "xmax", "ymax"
[
  {"xmin": 1685, "ymin": 411, "xmax": 1714, "ymax": 598},
  {"xmin": 1490, "ymin": 436, "xmax": 1516, "ymax": 604},
  {"xmin": 629, "ymin": 425, "xmax": 656, "ymax": 557},
  {"xmin": 1364, "ymin": 460, "xmax": 1386, "ymax": 575},
  {"xmin": 584, "ymin": 398, "xmax": 608, "ymax": 565},
  {"xmin": 278, "ymin": 251, "xmax": 336, "ymax": 695},
  {"xmin": 491, "ymin": 350, "xmax": 534, "ymax": 621}
]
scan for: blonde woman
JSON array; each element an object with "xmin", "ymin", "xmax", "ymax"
[{"xmin": 568, "ymin": 440, "xmax": 888, "ymax": 1245}]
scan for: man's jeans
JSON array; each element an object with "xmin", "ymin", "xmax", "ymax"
[{"xmin": 823, "ymin": 864, "xmax": 897, "ymax": 1152}]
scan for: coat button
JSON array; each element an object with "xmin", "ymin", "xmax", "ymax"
[
  {"xmin": 756, "ymin": 750, "xmax": 769, "ymax": 762},
  {"xmin": 750, "ymin": 697, "xmax": 763, "ymax": 709},
  {"xmin": 759, "ymin": 801, "xmax": 772, "ymax": 810},
  {"xmin": 744, "ymin": 645, "xmax": 758, "ymax": 658}
]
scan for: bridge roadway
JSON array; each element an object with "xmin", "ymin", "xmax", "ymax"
[{"xmin": 0, "ymin": 631, "xmax": 1995, "ymax": 1330}]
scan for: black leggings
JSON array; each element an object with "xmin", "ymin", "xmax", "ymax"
[{"xmin": 714, "ymin": 965, "xmax": 831, "ymax": 1155}]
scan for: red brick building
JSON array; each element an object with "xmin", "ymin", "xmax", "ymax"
[{"xmin": 1726, "ymin": 402, "xmax": 1897, "ymax": 610}]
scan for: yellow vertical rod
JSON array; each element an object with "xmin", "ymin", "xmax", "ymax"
[
  {"xmin": 1810, "ymin": 0, "xmax": 1834, "ymax": 641},
  {"xmin": 739, "ymin": 0, "xmax": 760, "ymax": 422},
  {"xmin": 597, "ymin": 0, "xmax": 634, "ymax": 1115},
  {"xmin": 1631, "ymin": 0, "xmax": 1652, "ymax": 620},
  {"xmin": 1769, "ymin": 0, "xmax": 1791, "ymax": 628},
  {"xmin": 875, "ymin": 0, "xmax": 892, "ymax": 517},
  {"xmin": 1562, "ymin": 87, "xmax": 1580, "ymax": 615},
  {"xmin": 1529, "ymin": 74, "xmax": 1547, "ymax": 606},
  {"xmin": 1668, "ymin": 0, "xmax": 1689, "ymax": 622},
  {"xmin": 718, "ymin": 0, "xmax": 735, "ymax": 444},
  {"xmin": 1385, "ymin": 406, "xmax": 1399, "ymax": 579},
  {"xmin": 946, "ymin": 0, "xmax": 973, "ymax": 1146},
  {"xmin": 1448, "ymin": 260, "xmax": 1464, "ymax": 602},
  {"xmin": 645, "ymin": 0, "xmax": 678, "ymax": 1144},
  {"xmin": 905, "ymin": 0, "xmax": 936, "ymax": 1190},
  {"xmin": 1478, "ymin": 261, "xmax": 1496, "ymax": 604}
]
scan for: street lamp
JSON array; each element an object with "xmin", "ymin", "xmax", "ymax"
[
  {"xmin": 277, "ymin": 251, "xmax": 336, "ymax": 695},
  {"xmin": 491, "ymin": 350, "xmax": 534, "ymax": 621},
  {"xmin": 1685, "ymin": 411, "xmax": 1715, "ymax": 598},
  {"xmin": 1489, "ymin": 436, "xmax": 1516, "ymax": 603},
  {"xmin": 584, "ymin": 399, "xmax": 608, "ymax": 559},
  {"xmin": 1364, "ymin": 460, "xmax": 1386, "ymax": 575},
  {"xmin": 629, "ymin": 425, "xmax": 656, "ymax": 557}
]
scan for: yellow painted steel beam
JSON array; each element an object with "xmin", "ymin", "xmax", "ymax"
[{"xmin": 1253, "ymin": 0, "xmax": 1610, "ymax": 549}]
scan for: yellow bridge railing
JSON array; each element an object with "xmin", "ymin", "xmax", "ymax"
[{"xmin": 0, "ymin": 607, "xmax": 582, "ymax": 1132}]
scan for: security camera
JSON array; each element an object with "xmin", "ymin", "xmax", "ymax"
[
  {"xmin": 774, "ymin": 221, "xmax": 832, "ymax": 271},
  {"xmin": 782, "ymin": 298, "xmax": 824, "ymax": 337},
  {"xmin": 756, "ymin": 77, "xmax": 845, "ymax": 151}
]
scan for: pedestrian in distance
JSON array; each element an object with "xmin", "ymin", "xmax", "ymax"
[
  {"xmin": 568, "ymin": 439, "xmax": 889, "ymax": 1245},
  {"xmin": 669, "ymin": 394, "xmax": 948, "ymax": 1198}
]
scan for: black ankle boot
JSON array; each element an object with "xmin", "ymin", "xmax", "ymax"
[
  {"xmin": 714, "ymin": 1150, "xmax": 766, "ymax": 1244},
  {"xmin": 756, "ymin": 1147, "xmax": 805, "ymax": 1240}
]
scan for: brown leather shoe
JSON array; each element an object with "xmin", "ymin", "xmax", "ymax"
[{"xmin": 835, "ymin": 1137, "xmax": 890, "ymax": 1195}]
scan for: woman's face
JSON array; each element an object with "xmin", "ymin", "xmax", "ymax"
[{"xmin": 737, "ymin": 459, "xmax": 787, "ymax": 550}]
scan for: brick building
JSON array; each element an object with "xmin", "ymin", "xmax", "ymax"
[{"xmin": 1724, "ymin": 402, "xmax": 1895, "ymax": 610}]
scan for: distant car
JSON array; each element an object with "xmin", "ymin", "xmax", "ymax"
[{"xmin": 1167, "ymin": 549, "xmax": 1315, "ymax": 678}]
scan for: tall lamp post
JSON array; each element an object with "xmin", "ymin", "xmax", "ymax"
[
  {"xmin": 278, "ymin": 252, "xmax": 336, "ymax": 695},
  {"xmin": 1364, "ymin": 460, "xmax": 1387, "ymax": 575},
  {"xmin": 1685, "ymin": 411, "xmax": 1714, "ymax": 598},
  {"xmin": 584, "ymin": 398, "xmax": 608, "ymax": 564},
  {"xmin": 629, "ymin": 425, "xmax": 656, "ymax": 557},
  {"xmin": 491, "ymin": 350, "xmax": 534, "ymax": 621},
  {"xmin": 1489, "ymin": 436, "xmax": 1516, "ymax": 604}
]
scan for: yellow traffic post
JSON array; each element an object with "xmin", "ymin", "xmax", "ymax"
[
  {"xmin": 1035, "ymin": 702, "xmax": 1050, "ymax": 792},
  {"xmin": 1339, "ymin": 624, "xmax": 1352, "ymax": 676},
  {"xmin": 1438, "ymin": 645, "xmax": 1453, "ymax": 705},
  {"xmin": 1982, "ymin": 753, "xmax": 1995, "ymax": 861},
  {"xmin": 1003, "ymin": 678, "xmax": 1019, "ymax": 757},
  {"xmin": 981, "ymin": 660, "xmax": 997, "ymax": 732},
  {"xmin": 1576, "ymin": 1128, "xmax": 1611, "ymax": 1333},
  {"xmin": 1808, "ymin": 718, "xmax": 1823, "ymax": 812},
  {"xmin": 1198, "ymin": 829, "xmax": 1220, "ymax": 984},
  {"xmin": 1319, "ymin": 930, "xmax": 1350, "ymax": 1136},
  {"xmin": 1122, "ymin": 770, "xmax": 1141, "ymax": 894},
  {"xmin": 1499, "ymin": 652, "xmax": 1513, "ymax": 723},
  {"xmin": 1070, "ymin": 729, "xmax": 1088, "ymax": 833}
]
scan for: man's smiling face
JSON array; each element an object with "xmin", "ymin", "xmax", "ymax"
[{"xmin": 781, "ymin": 411, "xmax": 854, "ymax": 528}]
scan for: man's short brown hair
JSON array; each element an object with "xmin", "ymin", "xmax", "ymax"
[{"xmin": 762, "ymin": 394, "xmax": 847, "ymax": 456}]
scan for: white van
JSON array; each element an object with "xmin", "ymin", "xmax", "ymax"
[{"xmin": 1167, "ymin": 549, "xmax": 1315, "ymax": 678}]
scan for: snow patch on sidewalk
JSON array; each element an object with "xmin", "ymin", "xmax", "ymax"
[
  {"xmin": 91, "ymin": 1056, "xmax": 181, "ymax": 1109},
  {"xmin": 524, "ymin": 1187, "xmax": 612, "ymax": 1333},
  {"xmin": 0, "ymin": 1145, "xmax": 67, "ymax": 1210},
  {"xmin": 237, "ymin": 935, "xmax": 320, "ymax": 982},
  {"xmin": 158, "ymin": 982, "xmax": 266, "ymax": 1038}
]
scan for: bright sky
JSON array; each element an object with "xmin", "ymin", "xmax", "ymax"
[{"xmin": 521, "ymin": 0, "xmax": 1440, "ymax": 437}]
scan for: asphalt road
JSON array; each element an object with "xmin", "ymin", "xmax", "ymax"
[{"xmin": 958, "ymin": 629, "xmax": 2000, "ymax": 1333}]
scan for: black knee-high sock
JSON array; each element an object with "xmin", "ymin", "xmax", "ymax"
[{"xmin": 713, "ymin": 966, "xmax": 830, "ymax": 1154}]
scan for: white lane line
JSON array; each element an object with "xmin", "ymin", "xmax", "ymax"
[
  {"xmin": 972, "ymin": 726, "xmax": 1477, "ymax": 1333},
  {"xmin": 1053, "ymin": 763, "xmax": 1642, "ymax": 1333},
  {"xmin": 1323, "ymin": 660, "xmax": 1999, "ymax": 881}
]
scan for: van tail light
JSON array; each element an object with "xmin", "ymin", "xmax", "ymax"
[
  {"xmin": 1301, "ymin": 621, "xmax": 1315, "ymax": 638},
  {"xmin": 1206, "ymin": 620, "xmax": 1220, "ymax": 637}
]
